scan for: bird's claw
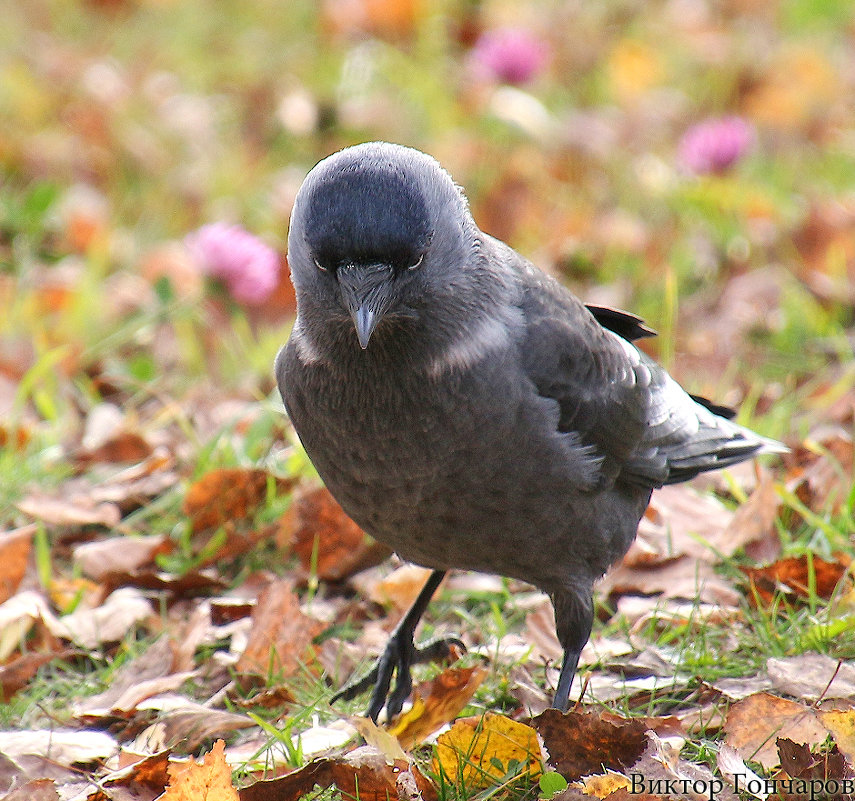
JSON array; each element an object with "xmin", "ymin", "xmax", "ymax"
[{"xmin": 331, "ymin": 635, "xmax": 466, "ymax": 721}]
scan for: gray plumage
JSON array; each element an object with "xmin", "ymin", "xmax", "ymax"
[{"xmin": 276, "ymin": 141, "xmax": 784, "ymax": 718}]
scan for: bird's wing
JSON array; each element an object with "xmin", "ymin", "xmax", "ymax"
[{"xmin": 514, "ymin": 257, "xmax": 780, "ymax": 488}]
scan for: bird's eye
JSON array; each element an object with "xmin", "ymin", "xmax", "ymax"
[
  {"xmin": 407, "ymin": 254, "xmax": 424, "ymax": 271},
  {"xmin": 314, "ymin": 258, "xmax": 328, "ymax": 272}
]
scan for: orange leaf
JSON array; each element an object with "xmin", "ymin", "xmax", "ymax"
[
  {"xmin": 282, "ymin": 485, "xmax": 390, "ymax": 581},
  {"xmin": 741, "ymin": 554, "xmax": 850, "ymax": 606},
  {"xmin": 235, "ymin": 579, "xmax": 325, "ymax": 682},
  {"xmin": 183, "ymin": 468, "xmax": 272, "ymax": 533},
  {"xmin": 162, "ymin": 739, "xmax": 238, "ymax": 800},
  {"xmin": 390, "ymin": 664, "xmax": 487, "ymax": 750}
]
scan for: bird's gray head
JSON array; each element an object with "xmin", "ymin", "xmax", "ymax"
[{"xmin": 287, "ymin": 142, "xmax": 480, "ymax": 351}]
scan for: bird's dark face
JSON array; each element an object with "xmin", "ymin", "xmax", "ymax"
[{"xmin": 288, "ymin": 142, "xmax": 474, "ymax": 350}]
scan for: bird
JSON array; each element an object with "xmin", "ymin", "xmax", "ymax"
[{"xmin": 276, "ymin": 141, "xmax": 785, "ymax": 721}]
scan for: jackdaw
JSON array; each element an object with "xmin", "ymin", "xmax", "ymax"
[{"xmin": 276, "ymin": 141, "xmax": 784, "ymax": 721}]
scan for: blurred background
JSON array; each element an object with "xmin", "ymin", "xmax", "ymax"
[{"xmin": 1, "ymin": 0, "xmax": 854, "ymax": 499}]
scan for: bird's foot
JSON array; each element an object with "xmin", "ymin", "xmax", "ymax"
[{"xmin": 331, "ymin": 634, "xmax": 466, "ymax": 721}]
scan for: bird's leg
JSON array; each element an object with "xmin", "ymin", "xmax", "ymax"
[
  {"xmin": 550, "ymin": 589, "xmax": 594, "ymax": 712},
  {"xmin": 331, "ymin": 569, "xmax": 464, "ymax": 721}
]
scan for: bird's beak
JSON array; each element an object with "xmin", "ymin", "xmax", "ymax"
[
  {"xmin": 337, "ymin": 263, "xmax": 395, "ymax": 350},
  {"xmin": 353, "ymin": 305, "xmax": 378, "ymax": 350}
]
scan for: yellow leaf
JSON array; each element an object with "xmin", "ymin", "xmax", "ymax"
[
  {"xmin": 433, "ymin": 713, "xmax": 542, "ymax": 789},
  {"xmin": 821, "ymin": 709, "xmax": 855, "ymax": 766},
  {"xmin": 576, "ymin": 770, "xmax": 631, "ymax": 798},
  {"xmin": 161, "ymin": 739, "xmax": 238, "ymax": 801},
  {"xmin": 390, "ymin": 664, "xmax": 487, "ymax": 750}
]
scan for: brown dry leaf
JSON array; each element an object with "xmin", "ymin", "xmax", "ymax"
[
  {"xmin": 235, "ymin": 579, "xmax": 324, "ymax": 681},
  {"xmin": 73, "ymin": 636, "xmax": 175, "ymax": 719},
  {"xmin": 724, "ymin": 473, "xmax": 782, "ymax": 562},
  {"xmin": 741, "ymin": 555, "xmax": 850, "ymax": 606},
  {"xmin": 131, "ymin": 700, "xmax": 253, "ymax": 752},
  {"xmin": 184, "ymin": 468, "xmax": 276, "ymax": 533},
  {"xmin": 101, "ymin": 568, "xmax": 227, "ymax": 597},
  {"xmin": 73, "ymin": 534, "xmax": 171, "ymax": 580},
  {"xmin": 2, "ymin": 778, "xmax": 60, "ymax": 801},
  {"xmin": 617, "ymin": 731, "xmax": 739, "ymax": 801},
  {"xmin": 776, "ymin": 737, "xmax": 854, "ymax": 790},
  {"xmin": 723, "ymin": 693, "xmax": 829, "ymax": 770},
  {"xmin": 282, "ymin": 484, "xmax": 390, "ymax": 582},
  {"xmin": 330, "ymin": 745, "xmax": 436, "ymax": 801},
  {"xmin": 0, "ymin": 525, "xmax": 35, "ymax": 604},
  {"xmin": 599, "ymin": 554, "xmax": 741, "ymax": 607},
  {"xmin": 86, "ymin": 449, "xmax": 180, "ymax": 513},
  {"xmin": 629, "ymin": 485, "xmax": 735, "ymax": 566},
  {"xmin": 77, "ymin": 430, "xmax": 153, "ymax": 466},
  {"xmin": 86, "ymin": 749, "xmax": 171, "ymax": 801},
  {"xmin": 767, "ymin": 653, "xmax": 855, "ymax": 701},
  {"xmin": 787, "ymin": 427, "xmax": 854, "ymax": 517},
  {"xmin": 434, "ymin": 713, "xmax": 543, "ymax": 788},
  {"xmin": 238, "ymin": 758, "xmax": 334, "ymax": 801},
  {"xmin": 161, "ymin": 739, "xmax": 238, "ymax": 801},
  {"xmin": 820, "ymin": 710, "xmax": 855, "ymax": 766},
  {"xmin": 389, "ymin": 664, "xmax": 488, "ymax": 750},
  {"xmin": 370, "ymin": 564, "xmax": 440, "ymax": 612},
  {"xmin": 0, "ymin": 649, "xmax": 77, "ymax": 703},
  {"xmin": 16, "ymin": 491, "xmax": 121, "ymax": 528},
  {"xmin": 52, "ymin": 587, "xmax": 153, "ymax": 649},
  {"xmin": 533, "ymin": 708, "xmax": 649, "ymax": 781}
]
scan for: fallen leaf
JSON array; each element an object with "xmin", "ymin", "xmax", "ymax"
[
  {"xmin": 77, "ymin": 430, "xmax": 153, "ymax": 466},
  {"xmin": 330, "ymin": 745, "xmax": 436, "ymax": 801},
  {"xmin": 599, "ymin": 555, "xmax": 740, "ymax": 607},
  {"xmin": 130, "ymin": 699, "xmax": 254, "ymax": 752},
  {"xmin": 434, "ymin": 713, "xmax": 543, "ymax": 788},
  {"xmin": 821, "ymin": 709, "xmax": 855, "ymax": 767},
  {"xmin": 0, "ymin": 649, "xmax": 77, "ymax": 703},
  {"xmin": 73, "ymin": 534, "xmax": 171, "ymax": 580},
  {"xmin": 0, "ymin": 525, "xmax": 35, "ymax": 604},
  {"xmin": 724, "ymin": 474, "xmax": 782, "ymax": 562},
  {"xmin": 51, "ymin": 587, "xmax": 153, "ymax": 649},
  {"xmin": 2, "ymin": 778, "xmax": 60, "ymax": 801},
  {"xmin": 575, "ymin": 770, "xmax": 631, "ymax": 798},
  {"xmin": 161, "ymin": 739, "xmax": 238, "ymax": 800},
  {"xmin": 776, "ymin": 737, "xmax": 854, "ymax": 791},
  {"xmin": 630, "ymin": 485, "xmax": 736, "ymax": 565},
  {"xmin": 741, "ymin": 555, "xmax": 850, "ymax": 606},
  {"xmin": 0, "ymin": 728, "xmax": 118, "ymax": 765},
  {"xmin": 723, "ymin": 693, "xmax": 829, "ymax": 770},
  {"xmin": 350, "ymin": 717, "xmax": 408, "ymax": 762},
  {"xmin": 16, "ymin": 492, "xmax": 121, "ymax": 528},
  {"xmin": 623, "ymin": 732, "xmax": 739, "ymax": 801},
  {"xmin": 101, "ymin": 568, "xmax": 227, "ymax": 597},
  {"xmin": 184, "ymin": 468, "xmax": 275, "ymax": 533},
  {"xmin": 369, "ymin": 564, "xmax": 438, "ymax": 612},
  {"xmin": 73, "ymin": 636, "xmax": 176, "ymax": 719},
  {"xmin": 282, "ymin": 484, "xmax": 390, "ymax": 582},
  {"xmin": 389, "ymin": 664, "xmax": 488, "ymax": 750},
  {"xmin": 767, "ymin": 653, "xmax": 855, "ymax": 701},
  {"xmin": 235, "ymin": 579, "xmax": 324, "ymax": 682},
  {"xmin": 238, "ymin": 758, "xmax": 334, "ymax": 801},
  {"xmin": 531, "ymin": 708, "xmax": 648, "ymax": 781},
  {"xmin": 85, "ymin": 750, "xmax": 171, "ymax": 801},
  {"xmin": 717, "ymin": 743, "xmax": 767, "ymax": 800}
]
